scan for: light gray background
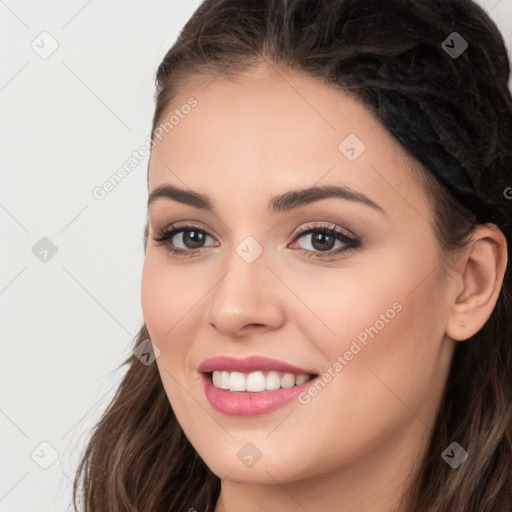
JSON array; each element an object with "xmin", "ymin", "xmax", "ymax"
[{"xmin": 1, "ymin": 1, "xmax": 511, "ymax": 510}]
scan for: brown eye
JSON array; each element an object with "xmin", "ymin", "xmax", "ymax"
[
  {"xmin": 290, "ymin": 223, "xmax": 361, "ymax": 259},
  {"xmin": 153, "ymin": 224, "xmax": 216, "ymax": 256}
]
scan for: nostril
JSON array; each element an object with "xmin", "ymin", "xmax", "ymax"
[{"xmin": 243, "ymin": 323, "xmax": 266, "ymax": 331}]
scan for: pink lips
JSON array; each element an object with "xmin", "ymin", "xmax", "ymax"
[
  {"xmin": 197, "ymin": 355, "xmax": 318, "ymax": 416},
  {"xmin": 198, "ymin": 355, "xmax": 316, "ymax": 375}
]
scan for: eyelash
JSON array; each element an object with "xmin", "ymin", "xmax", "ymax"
[{"xmin": 152, "ymin": 222, "xmax": 361, "ymax": 260}]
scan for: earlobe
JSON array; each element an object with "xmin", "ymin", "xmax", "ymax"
[{"xmin": 446, "ymin": 224, "xmax": 507, "ymax": 342}]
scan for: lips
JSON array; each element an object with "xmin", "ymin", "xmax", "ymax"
[
  {"xmin": 198, "ymin": 355, "xmax": 317, "ymax": 375},
  {"xmin": 197, "ymin": 355, "xmax": 319, "ymax": 416}
]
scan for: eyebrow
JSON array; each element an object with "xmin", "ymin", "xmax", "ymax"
[{"xmin": 147, "ymin": 184, "xmax": 384, "ymax": 214}]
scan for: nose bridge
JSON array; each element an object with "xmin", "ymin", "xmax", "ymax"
[{"xmin": 205, "ymin": 233, "xmax": 286, "ymax": 335}]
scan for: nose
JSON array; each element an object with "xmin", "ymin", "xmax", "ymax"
[{"xmin": 205, "ymin": 249, "xmax": 286, "ymax": 339}]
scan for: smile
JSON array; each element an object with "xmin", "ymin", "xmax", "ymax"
[
  {"xmin": 211, "ymin": 370, "xmax": 311, "ymax": 392},
  {"xmin": 198, "ymin": 356, "xmax": 319, "ymax": 416}
]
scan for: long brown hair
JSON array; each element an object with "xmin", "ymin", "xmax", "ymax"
[{"xmin": 73, "ymin": 1, "xmax": 512, "ymax": 510}]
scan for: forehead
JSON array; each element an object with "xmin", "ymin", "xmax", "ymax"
[{"xmin": 147, "ymin": 65, "xmax": 429, "ymax": 220}]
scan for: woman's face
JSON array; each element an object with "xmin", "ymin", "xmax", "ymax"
[{"xmin": 141, "ymin": 65, "xmax": 457, "ymax": 487}]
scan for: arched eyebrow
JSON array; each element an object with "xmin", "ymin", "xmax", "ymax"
[{"xmin": 147, "ymin": 184, "xmax": 385, "ymax": 214}]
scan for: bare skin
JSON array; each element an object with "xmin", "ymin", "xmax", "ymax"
[{"xmin": 141, "ymin": 63, "xmax": 507, "ymax": 512}]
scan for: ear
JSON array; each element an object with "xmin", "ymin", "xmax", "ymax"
[{"xmin": 446, "ymin": 223, "xmax": 508, "ymax": 341}]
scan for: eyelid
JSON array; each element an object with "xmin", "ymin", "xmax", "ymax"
[
  {"xmin": 152, "ymin": 219, "xmax": 219, "ymax": 240},
  {"xmin": 153, "ymin": 220, "xmax": 355, "ymax": 241},
  {"xmin": 290, "ymin": 221, "xmax": 357, "ymax": 240}
]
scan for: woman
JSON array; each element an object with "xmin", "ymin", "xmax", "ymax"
[{"xmin": 73, "ymin": 0, "xmax": 512, "ymax": 510}]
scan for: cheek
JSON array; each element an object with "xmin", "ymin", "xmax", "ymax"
[
  {"xmin": 335, "ymin": 260, "xmax": 446, "ymax": 421},
  {"xmin": 273, "ymin": 259, "xmax": 447, "ymax": 477},
  {"xmin": 304, "ymin": 245, "xmax": 446, "ymax": 410},
  {"xmin": 141, "ymin": 253, "xmax": 204, "ymax": 344},
  {"xmin": 290, "ymin": 255, "xmax": 422, "ymax": 353},
  {"xmin": 141, "ymin": 255, "xmax": 205, "ymax": 423}
]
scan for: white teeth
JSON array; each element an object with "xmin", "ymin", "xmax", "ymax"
[
  {"xmin": 229, "ymin": 371, "xmax": 246, "ymax": 391},
  {"xmin": 212, "ymin": 370, "xmax": 230, "ymax": 389},
  {"xmin": 295, "ymin": 374, "xmax": 309, "ymax": 385},
  {"xmin": 220, "ymin": 370, "xmax": 230, "ymax": 389},
  {"xmin": 266, "ymin": 371, "xmax": 281, "ymax": 390},
  {"xmin": 246, "ymin": 371, "xmax": 266, "ymax": 392},
  {"xmin": 280, "ymin": 373, "xmax": 295, "ymax": 388},
  {"xmin": 211, "ymin": 370, "xmax": 311, "ymax": 392}
]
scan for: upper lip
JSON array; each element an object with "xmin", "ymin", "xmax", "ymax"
[{"xmin": 198, "ymin": 355, "xmax": 317, "ymax": 376}]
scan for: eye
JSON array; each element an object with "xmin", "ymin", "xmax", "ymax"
[
  {"xmin": 152, "ymin": 222, "xmax": 217, "ymax": 257},
  {"xmin": 289, "ymin": 222, "xmax": 361, "ymax": 259}
]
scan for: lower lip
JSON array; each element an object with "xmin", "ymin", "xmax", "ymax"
[{"xmin": 200, "ymin": 372, "xmax": 317, "ymax": 416}]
